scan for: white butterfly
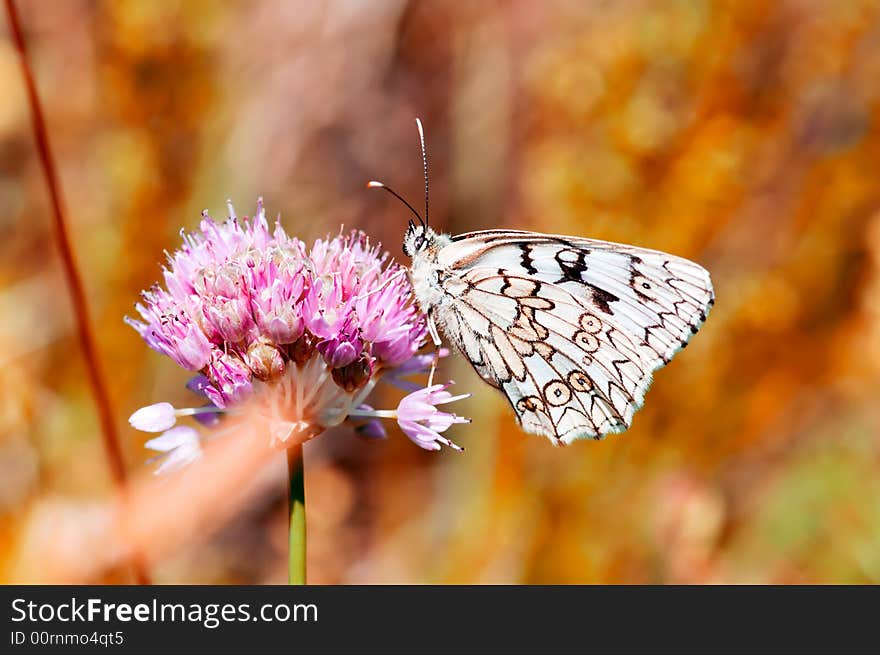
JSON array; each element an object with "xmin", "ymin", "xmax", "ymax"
[{"xmin": 370, "ymin": 120, "xmax": 714, "ymax": 445}]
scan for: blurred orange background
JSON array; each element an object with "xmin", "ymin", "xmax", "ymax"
[{"xmin": 2, "ymin": 0, "xmax": 880, "ymax": 584}]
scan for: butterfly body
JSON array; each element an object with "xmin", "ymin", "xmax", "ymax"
[
  {"xmin": 403, "ymin": 225, "xmax": 451, "ymax": 316},
  {"xmin": 404, "ymin": 224, "xmax": 715, "ymax": 445}
]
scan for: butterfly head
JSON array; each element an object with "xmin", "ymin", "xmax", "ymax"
[
  {"xmin": 402, "ymin": 221, "xmax": 437, "ymax": 258},
  {"xmin": 367, "ymin": 180, "xmax": 441, "ymax": 258}
]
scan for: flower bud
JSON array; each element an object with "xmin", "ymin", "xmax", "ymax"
[
  {"xmin": 245, "ymin": 339, "xmax": 286, "ymax": 381},
  {"xmin": 288, "ymin": 334, "xmax": 315, "ymax": 367},
  {"xmin": 129, "ymin": 402, "xmax": 177, "ymax": 432},
  {"xmin": 331, "ymin": 355, "xmax": 373, "ymax": 392}
]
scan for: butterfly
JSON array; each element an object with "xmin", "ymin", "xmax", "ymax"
[{"xmin": 370, "ymin": 119, "xmax": 714, "ymax": 445}]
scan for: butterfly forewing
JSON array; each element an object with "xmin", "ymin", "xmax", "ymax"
[{"xmin": 431, "ymin": 230, "xmax": 714, "ymax": 444}]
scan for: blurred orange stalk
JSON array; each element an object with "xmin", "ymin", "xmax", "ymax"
[{"xmin": 3, "ymin": 0, "xmax": 150, "ymax": 584}]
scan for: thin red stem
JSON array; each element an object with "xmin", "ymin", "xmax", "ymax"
[{"xmin": 4, "ymin": 0, "xmax": 150, "ymax": 585}]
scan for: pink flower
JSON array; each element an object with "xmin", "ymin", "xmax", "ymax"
[
  {"xmin": 355, "ymin": 274, "xmax": 427, "ymax": 367},
  {"xmin": 145, "ymin": 426, "xmax": 203, "ymax": 474},
  {"xmin": 205, "ymin": 355, "xmax": 254, "ymax": 408},
  {"xmin": 396, "ymin": 384, "xmax": 470, "ymax": 451},
  {"xmin": 248, "ymin": 260, "xmax": 306, "ymax": 345},
  {"xmin": 316, "ymin": 316, "xmax": 363, "ymax": 368},
  {"xmin": 125, "ymin": 292, "xmax": 212, "ymax": 371},
  {"xmin": 127, "ymin": 200, "xmax": 470, "ymax": 471}
]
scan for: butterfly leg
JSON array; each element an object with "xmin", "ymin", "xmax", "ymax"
[{"xmin": 426, "ymin": 311, "xmax": 442, "ymax": 387}]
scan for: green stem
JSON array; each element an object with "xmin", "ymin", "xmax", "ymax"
[{"xmin": 287, "ymin": 445, "xmax": 306, "ymax": 585}]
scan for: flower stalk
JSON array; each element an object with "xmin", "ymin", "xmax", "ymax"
[{"xmin": 287, "ymin": 446, "xmax": 306, "ymax": 585}]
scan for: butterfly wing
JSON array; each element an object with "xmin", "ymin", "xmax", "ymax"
[{"xmin": 433, "ymin": 231, "xmax": 714, "ymax": 443}]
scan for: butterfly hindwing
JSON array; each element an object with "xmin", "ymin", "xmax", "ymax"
[{"xmin": 430, "ymin": 231, "xmax": 714, "ymax": 443}]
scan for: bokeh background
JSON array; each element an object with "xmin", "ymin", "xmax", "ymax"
[{"xmin": 2, "ymin": 0, "xmax": 880, "ymax": 584}]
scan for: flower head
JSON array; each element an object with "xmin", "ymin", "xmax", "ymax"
[{"xmin": 127, "ymin": 200, "xmax": 468, "ymax": 471}]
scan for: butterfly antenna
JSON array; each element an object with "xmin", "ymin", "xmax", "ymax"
[
  {"xmin": 415, "ymin": 117, "xmax": 429, "ymax": 228},
  {"xmin": 366, "ymin": 180, "xmax": 425, "ymax": 227}
]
